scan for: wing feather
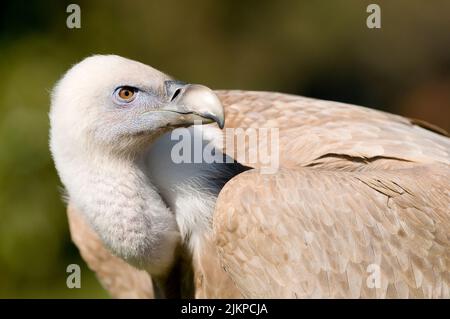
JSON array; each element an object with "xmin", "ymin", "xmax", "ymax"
[
  {"xmin": 213, "ymin": 164, "xmax": 450, "ymax": 298},
  {"xmin": 217, "ymin": 91, "xmax": 450, "ymax": 170}
]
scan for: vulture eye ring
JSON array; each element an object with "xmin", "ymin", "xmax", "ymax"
[{"xmin": 114, "ymin": 86, "xmax": 138, "ymax": 103}]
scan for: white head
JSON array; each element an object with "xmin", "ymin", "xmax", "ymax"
[
  {"xmin": 50, "ymin": 55, "xmax": 224, "ymax": 157},
  {"xmin": 49, "ymin": 55, "xmax": 224, "ymax": 276}
]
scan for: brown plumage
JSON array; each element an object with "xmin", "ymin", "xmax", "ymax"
[{"xmin": 68, "ymin": 90, "xmax": 450, "ymax": 298}]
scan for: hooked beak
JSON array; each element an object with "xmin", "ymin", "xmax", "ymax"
[{"xmin": 162, "ymin": 83, "xmax": 225, "ymax": 129}]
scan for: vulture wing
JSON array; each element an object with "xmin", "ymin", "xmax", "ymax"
[
  {"xmin": 214, "ymin": 165, "xmax": 450, "ymax": 298},
  {"xmin": 211, "ymin": 91, "xmax": 450, "ymax": 298},
  {"xmin": 216, "ymin": 90, "xmax": 450, "ymax": 169}
]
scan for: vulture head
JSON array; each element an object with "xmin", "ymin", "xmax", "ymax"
[
  {"xmin": 50, "ymin": 55, "xmax": 225, "ymax": 278},
  {"xmin": 50, "ymin": 55, "xmax": 224, "ymax": 155}
]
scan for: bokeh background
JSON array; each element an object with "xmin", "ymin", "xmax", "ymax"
[{"xmin": 1, "ymin": 0, "xmax": 449, "ymax": 298}]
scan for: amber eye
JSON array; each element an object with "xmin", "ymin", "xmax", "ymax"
[{"xmin": 118, "ymin": 88, "xmax": 135, "ymax": 100}]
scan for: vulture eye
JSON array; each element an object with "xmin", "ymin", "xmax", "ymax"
[{"xmin": 114, "ymin": 86, "xmax": 138, "ymax": 103}]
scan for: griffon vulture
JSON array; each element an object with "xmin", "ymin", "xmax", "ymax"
[{"xmin": 50, "ymin": 55, "xmax": 450, "ymax": 299}]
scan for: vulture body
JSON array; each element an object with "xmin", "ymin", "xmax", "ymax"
[{"xmin": 50, "ymin": 55, "xmax": 450, "ymax": 299}]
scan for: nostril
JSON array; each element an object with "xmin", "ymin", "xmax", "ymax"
[{"xmin": 170, "ymin": 88, "xmax": 182, "ymax": 102}]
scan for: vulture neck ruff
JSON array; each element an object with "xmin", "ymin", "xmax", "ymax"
[
  {"xmin": 54, "ymin": 142, "xmax": 181, "ymax": 276},
  {"xmin": 56, "ymin": 124, "xmax": 243, "ymax": 276}
]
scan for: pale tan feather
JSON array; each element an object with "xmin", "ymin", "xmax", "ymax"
[
  {"xmin": 217, "ymin": 91, "xmax": 450, "ymax": 170},
  {"xmin": 213, "ymin": 164, "xmax": 450, "ymax": 298}
]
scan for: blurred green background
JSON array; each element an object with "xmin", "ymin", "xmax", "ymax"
[{"xmin": 0, "ymin": 0, "xmax": 449, "ymax": 298}]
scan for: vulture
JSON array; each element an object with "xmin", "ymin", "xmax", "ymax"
[{"xmin": 50, "ymin": 55, "xmax": 450, "ymax": 299}]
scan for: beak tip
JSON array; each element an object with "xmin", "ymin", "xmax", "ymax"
[{"xmin": 205, "ymin": 113, "xmax": 224, "ymax": 129}]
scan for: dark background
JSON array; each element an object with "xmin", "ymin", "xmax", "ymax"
[{"xmin": 0, "ymin": 0, "xmax": 449, "ymax": 297}]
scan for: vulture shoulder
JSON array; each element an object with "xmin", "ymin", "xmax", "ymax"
[{"xmin": 217, "ymin": 90, "xmax": 450, "ymax": 169}]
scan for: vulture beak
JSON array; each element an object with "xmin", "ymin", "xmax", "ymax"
[{"xmin": 162, "ymin": 83, "xmax": 225, "ymax": 129}]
